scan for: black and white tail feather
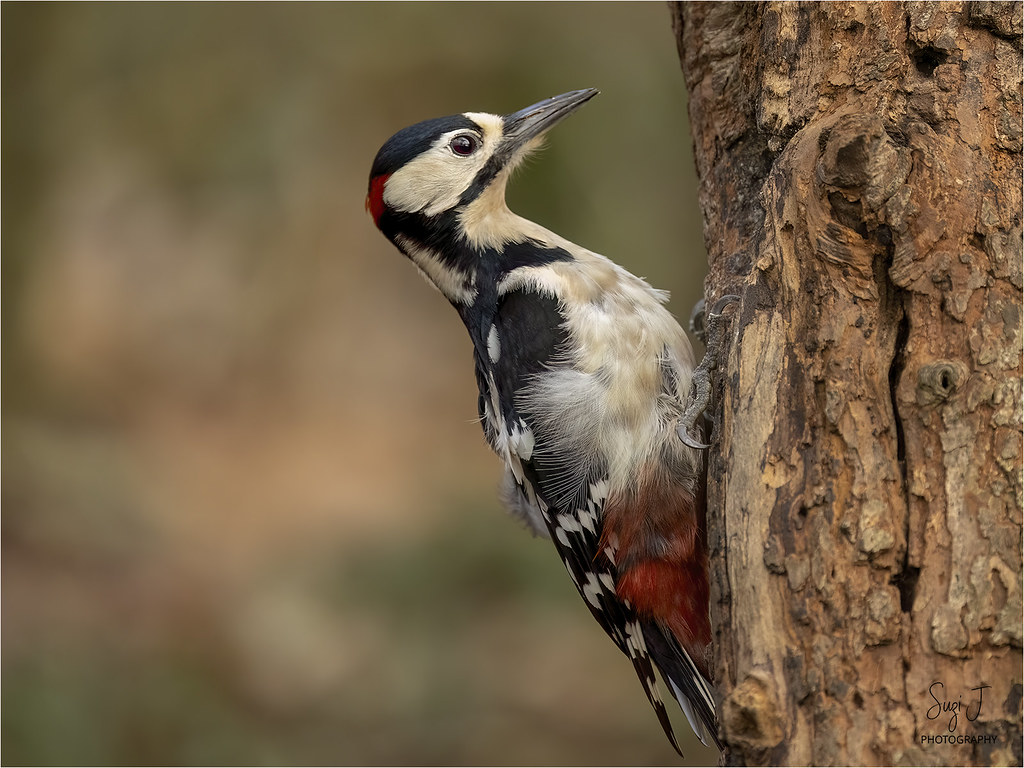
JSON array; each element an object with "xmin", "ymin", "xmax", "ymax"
[{"xmin": 503, "ymin": 460, "xmax": 720, "ymax": 755}]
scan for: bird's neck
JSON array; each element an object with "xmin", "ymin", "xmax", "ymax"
[{"xmin": 388, "ymin": 195, "xmax": 577, "ymax": 307}]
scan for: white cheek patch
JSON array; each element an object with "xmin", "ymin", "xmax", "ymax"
[
  {"xmin": 384, "ymin": 148, "xmax": 484, "ymax": 216},
  {"xmin": 383, "ymin": 114, "xmax": 505, "ymax": 217}
]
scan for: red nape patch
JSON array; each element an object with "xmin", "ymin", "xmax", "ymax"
[{"xmin": 365, "ymin": 174, "xmax": 389, "ymax": 226}]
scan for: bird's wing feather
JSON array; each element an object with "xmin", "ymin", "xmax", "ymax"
[{"xmin": 479, "ymin": 285, "xmax": 686, "ymax": 755}]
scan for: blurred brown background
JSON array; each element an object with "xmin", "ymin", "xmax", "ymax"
[{"xmin": 2, "ymin": 3, "xmax": 713, "ymax": 765}]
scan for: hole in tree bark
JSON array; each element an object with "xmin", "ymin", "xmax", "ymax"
[
  {"xmin": 893, "ymin": 564, "xmax": 921, "ymax": 613},
  {"xmin": 911, "ymin": 44, "xmax": 948, "ymax": 76}
]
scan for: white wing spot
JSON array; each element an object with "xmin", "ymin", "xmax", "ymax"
[
  {"xmin": 556, "ymin": 513, "xmax": 582, "ymax": 534},
  {"xmin": 578, "ymin": 506, "xmax": 598, "ymax": 535},
  {"xmin": 508, "ymin": 420, "xmax": 535, "ymax": 462},
  {"xmin": 624, "ymin": 620, "xmax": 647, "ymax": 659},
  {"xmin": 582, "ymin": 573, "xmax": 605, "ymax": 609},
  {"xmin": 487, "ymin": 324, "xmax": 501, "ymax": 363},
  {"xmin": 601, "ymin": 531, "xmax": 619, "ymax": 563},
  {"xmin": 536, "ymin": 494, "xmax": 552, "ymax": 523},
  {"xmin": 555, "ymin": 512, "xmax": 583, "ymax": 548},
  {"xmin": 508, "ymin": 453, "xmax": 525, "ymax": 484}
]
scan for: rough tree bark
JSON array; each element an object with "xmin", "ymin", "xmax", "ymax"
[{"xmin": 671, "ymin": 3, "xmax": 1022, "ymax": 765}]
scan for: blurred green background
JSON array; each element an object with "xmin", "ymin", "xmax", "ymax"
[{"xmin": 2, "ymin": 3, "xmax": 712, "ymax": 765}]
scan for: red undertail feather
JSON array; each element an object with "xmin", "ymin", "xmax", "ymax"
[{"xmin": 602, "ymin": 471, "xmax": 711, "ymax": 678}]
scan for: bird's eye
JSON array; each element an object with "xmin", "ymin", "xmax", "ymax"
[{"xmin": 449, "ymin": 134, "xmax": 479, "ymax": 156}]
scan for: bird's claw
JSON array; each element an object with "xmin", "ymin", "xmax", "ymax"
[
  {"xmin": 679, "ymin": 294, "xmax": 741, "ymax": 449},
  {"xmin": 677, "ymin": 424, "xmax": 710, "ymax": 450}
]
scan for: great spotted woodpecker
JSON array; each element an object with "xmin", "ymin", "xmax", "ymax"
[{"xmin": 367, "ymin": 89, "xmax": 720, "ymax": 754}]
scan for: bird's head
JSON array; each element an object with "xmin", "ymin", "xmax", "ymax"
[{"xmin": 367, "ymin": 89, "xmax": 598, "ymax": 264}]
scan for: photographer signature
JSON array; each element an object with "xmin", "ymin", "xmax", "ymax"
[{"xmin": 927, "ymin": 681, "xmax": 991, "ymax": 732}]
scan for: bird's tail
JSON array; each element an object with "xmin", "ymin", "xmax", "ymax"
[{"xmin": 641, "ymin": 619, "xmax": 722, "ymax": 750}]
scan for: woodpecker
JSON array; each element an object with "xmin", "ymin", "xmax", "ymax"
[{"xmin": 367, "ymin": 89, "xmax": 720, "ymax": 754}]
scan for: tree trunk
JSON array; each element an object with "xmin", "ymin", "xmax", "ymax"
[{"xmin": 671, "ymin": 2, "xmax": 1022, "ymax": 765}]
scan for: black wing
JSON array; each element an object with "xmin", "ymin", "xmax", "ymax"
[{"xmin": 478, "ymin": 285, "xmax": 686, "ymax": 755}]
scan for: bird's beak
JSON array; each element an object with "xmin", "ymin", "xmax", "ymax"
[{"xmin": 501, "ymin": 88, "xmax": 599, "ymax": 153}]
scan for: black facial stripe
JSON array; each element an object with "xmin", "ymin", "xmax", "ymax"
[
  {"xmin": 378, "ymin": 207, "xmax": 463, "ymax": 258},
  {"xmin": 458, "ymin": 142, "xmax": 509, "ymax": 205},
  {"xmin": 380, "ymin": 202, "xmax": 575, "ymax": 287}
]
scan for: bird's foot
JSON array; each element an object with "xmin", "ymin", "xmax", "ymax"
[{"xmin": 678, "ymin": 295, "xmax": 741, "ymax": 449}]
